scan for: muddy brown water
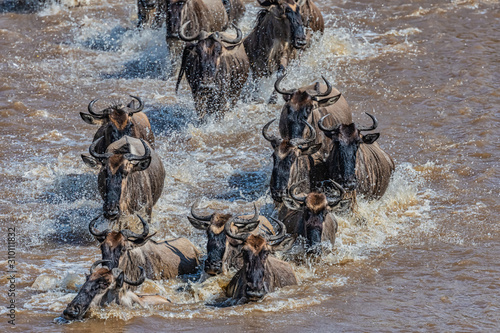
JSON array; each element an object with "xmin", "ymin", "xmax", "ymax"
[{"xmin": 0, "ymin": 0, "xmax": 499, "ymax": 331}]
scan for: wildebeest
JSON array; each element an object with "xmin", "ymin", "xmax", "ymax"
[
  {"xmin": 80, "ymin": 96, "xmax": 154, "ymax": 167},
  {"xmin": 298, "ymin": 0, "xmax": 324, "ymax": 34},
  {"xmin": 62, "ymin": 260, "xmax": 169, "ymax": 321},
  {"xmin": 244, "ymin": 0, "xmax": 307, "ymax": 82},
  {"xmin": 89, "ymin": 215, "xmax": 200, "ymax": 284},
  {"xmin": 225, "ymin": 218, "xmax": 297, "ymax": 303},
  {"xmin": 187, "ymin": 202, "xmax": 275, "ymax": 276},
  {"xmin": 83, "ymin": 136, "xmax": 165, "ymax": 224},
  {"xmin": 276, "ymin": 74, "xmax": 351, "ymax": 165},
  {"xmin": 318, "ymin": 112, "xmax": 395, "ymax": 198},
  {"xmin": 281, "ymin": 180, "xmax": 345, "ymax": 251},
  {"xmin": 175, "ymin": 23, "xmax": 249, "ymax": 121},
  {"xmin": 137, "ymin": 0, "xmax": 165, "ymax": 29},
  {"xmin": 262, "ymin": 118, "xmax": 321, "ymax": 204}
]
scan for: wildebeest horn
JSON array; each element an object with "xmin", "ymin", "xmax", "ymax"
[
  {"xmin": 89, "ymin": 137, "xmax": 112, "ymax": 161},
  {"xmin": 121, "ymin": 214, "xmax": 150, "ymax": 241},
  {"xmin": 323, "ymin": 179, "xmax": 345, "ymax": 206},
  {"xmin": 89, "ymin": 214, "xmax": 110, "ymax": 240},
  {"xmin": 127, "ymin": 95, "xmax": 144, "ymax": 113},
  {"xmin": 290, "ymin": 120, "xmax": 316, "ymax": 147},
  {"xmin": 267, "ymin": 217, "xmax": 287, "ymax": 243},
  {"xmin": 90, "ymin": 260, "xmax": 111, "ymax": 274},
  {"xmin": 262, "ymin": 119, "xmax": 280, "ymax": 143},
  {"xmin": 123, "ymin": 266, "xmax": 146, "ymax": 286},
  {"xmin": 231, "ymin": 203, "xmax": 259, "ymax": 225},
  {"xmin": 219, "ymin": 24, "xmax": 243, "ymax": 44},
  {"xmin": 358, "ymin": 112, "xmax": 378, "ymax": 132},
  {"xmin": 124, "ymin": 139, "xmax": 151, "ymax": 162},
  {"xmin": 178, "ymin": 21, "xmax": 208, "ymax": 41},
  {"xmin": 224, "ymin": 219, "xmax": 250, "ymax": 241},
  {"xmin": 318, "ymin": 114, "xmax": 340, "ymax": 133},
  {"xmin": 274, "ymin": 74, "xmax": 296, "ymax": 96},
  {"xmin": 190, "ymin": 200, "xmax": 214, "ymax": 221},
  {"xmin": 311, "ymin": 76, "xmax": 332, "ymax": 100},
  {"xmin": 87, "ymin": 99, "xmax": 103, "ymax": 117},
  {"xmin": 288, "ymin": 180, "xmax": 307, "ymax": 203}
]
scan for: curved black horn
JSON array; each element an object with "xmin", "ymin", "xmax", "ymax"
[
  {"xmin": 324, "ymin": 179, "xmax": 346, "ymax": 206},
  {"xmin": 318, "ymin": 114, "xmax": 340, "ymax": 133},
  {"xmin": 124, "ymin": 139, "xmax": 151, "ymax": 162},
  {"xmin": 262, "ymin": 119, "xmax": 280, "ymax": 143},
  {"xmin": 190, "ymin": 200, "xmax": 213, "ymax": 221},
  {"xmin": 311, "ymin": 75, "xmax": 332, "ymax": 99},
  {"xmin": 87, "ymin": 99, "xmax": 103, "ymax": 116},
  {"xmin": 268, "ymin": 217, "xmax": 287, "ymax": 242},
  {"xmin": 291, "ymin": 120, "xmax": 316, "ymax": 146},
  {"xmin": 121, "ymin": 215, "xmax": 150, "ymax": 241},
  {"xmin": 123, "ymin": 266, "xmax": 146, "ymax": 286},
  {"xmin": 224, "ymin": 219, "xmax": 250, "ymax": 241},
  {"xmin": 288, "ymin": 180, "xmax": 307, "ymax": 203},
  {"xmin": 178, "ymin": 21, "xmax": 202, "ymax": 41},
  {"xmin": 219, "ymin": 24, "xmax": 243, "ymax": 44},
  {"xmin": 89, "ymin": 214, "xmax": 110, "ymax": 240},
  {"xmin": 89, "ymin": 137, "xmax": 112, "ymax": 161},
  {"xmin": 90, "ymin": 260, "xmax": 111, "ymax": 274},
  {"xmin": 274, "ymin": 74, "xmax": 295, "ymax": 97},
  {"xmin": 231, "ymin": 203, "xmax": 259, "ymax": 224},
  {"xmin": 358, "ymin": 112, "xmax": 378, "ymax": 132},
  {"xmin": 127, "ymin": 95, "xmax": 144, "ymax": 114}
]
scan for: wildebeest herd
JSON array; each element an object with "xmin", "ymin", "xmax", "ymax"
[{"xmin": 51, "ymin": 0, "xmax": 395, "ymax": 323}]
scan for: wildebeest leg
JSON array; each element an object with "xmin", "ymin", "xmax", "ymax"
[{"xmin": 268, "ymin": 65, "xmax": 286, "ymax": 104}]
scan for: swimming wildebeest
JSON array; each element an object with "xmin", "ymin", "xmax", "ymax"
[
  {"xmin": 244, "ymin": 0, "xmax": 307, "ymax": 98},
  {"xmin": 318, "ymin": 112, "xmax": 395, "ymax": 199},
  {"xmin": 84, "ymin": 136, "xmax": 165, "ymax": 225},
  {"xmin": 89, "ymin": 215, "xmax": 200, "ymax": 284},
  {"xmin": 225, "ymin": 217, "xmax": 297, "ymax": 303},
  {"xmin": 176, "ymin": 23, "xmax": 249, "ymax": 121},
  {"xmin": 187, "ymin": 202, "xmax": 275, "ymax": 276},
  {"xmin": 281, "ymin": 179, "xmax": 345, "ymax": 251},
  {"xmin": 62, "ymin": 260, "xmax": 170, "ymax": 321}
]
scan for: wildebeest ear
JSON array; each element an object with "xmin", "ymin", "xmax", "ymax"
[
  {"xmin": 283, "ymin": 197, "xmax": 302, "ymax": 211},
  {"xmin": 316, "ymin": 93, "xmax": 342, "ymax": 107},
  {"xmin": 80, "ymin": 112, "xmax": 105, "ymax": 125},
  {"xmin": 81, "ymin": 154, "xmax": 101, "ymax": 168},
  {"xmin": 271, "ymin": 234, "xmax": 297, "ymax": 253},
  {"xmin": 299, "ymin": 143, "xmax": 322, "ymax": 155},
  {"xmin": 362, "ymin": 133, "xmax": 380, "ymax": 144},
  {"xmin": 187, "ymin": 216, "xmax": 210, "ymax": 230},
  {"xmin": 257, "ymin": 0, "xmax": 275, "ymax": 7},
  {"xmin": 131, "ymin": 157, "xmax": 151, "ymax": 171},
  {"xmin": 233, "ymin": 221, "xmax": 260, "ymax": 233}
]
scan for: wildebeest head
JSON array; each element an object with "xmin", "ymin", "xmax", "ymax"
[
  {"xmin": 319, "ymin": 112, "xmax": 380, "ymax": 191},
  {"xmin": 176, "ymin": 22, "xmax": 243, "ymax": 94},
  {"xmin": 89, "ymin": 215, "xmax": 156, "ymax": 269},
  {"xmin": 86, "ymin": 138, "xmax": 152, "ymax": 220},
  {"xmin": 283, "ymin": 179, "xmax": 344, "ymax": 249},
  {"xmin": 137, "ymin": 0, "xmax": 159, "ymax": 28},
  {"xmin": 257, "ymin": 0, "xmax": 307, "ymax": 49},
  {"xmin": 276, "ymin": 74, "xmax": 342, "ymax": 139},
  {"xmin": 187, "ymin": 202, "xmax": 261, "ymax": 275},
  {"xmin": 62, "ymin": 260, "xmax": 145, "ymax": 321},
  {"xmin": 263, "ymin": 118, "xmax": 321, "ymax": 203},
  {"xmin": 166, "ymin": 0, "xmax": 187, "ymax": 38},
  {"xmin": 225, "ymin": 217, "xmax": 294, "ymax": 301}
]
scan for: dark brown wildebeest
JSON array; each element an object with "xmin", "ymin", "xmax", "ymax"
[
  {"xmin": 281, "ymin": 180, "xmax": 346, "ymax": 251},
  {"xmin": 83, "ymin": 136, "xmax": 165, "ymax": 224},
  {"xmin": 318, "ymin": 112, "xmax": 395, "ymax": 199},
  {"xmin": 276, "ymin": 74, "xmax": 351, "ymax": 166},
  {"xmin": 187, "ymin": 202, "xmax": 275, "ymax": 276},
  {"xmin": 62, "ymin": 260, "xmax": 169, "ymax": 321},
  {"xmin": 262, "ymin": 118, "xmax": 321, "ymax": 204},
  {"xmin": 80, "ymin": 96, "xmax": 154, "ymax": 168},
  {"xmin": 225, "ymin": 218, "xmax": 297, "ymax": 303},
  {"xmin": 89, "ymin": 215, "xmax": 200, "ymax": 285},
  {"xmin": 175, "ymin": 23, "xmax": 249, "ymax": 121},
  {"xmin": 243, "ymin": 0, "xmax": 307, "ymax": 82}
]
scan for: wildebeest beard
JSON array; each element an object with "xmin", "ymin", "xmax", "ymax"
[{"xmin": 304, "ymin": 211, "xmax": 323, "ymax": 248}]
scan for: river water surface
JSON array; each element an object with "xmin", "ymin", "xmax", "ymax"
[{"xmin": 0, "ymin": 0, "xmax": 499, "ymax": 332}]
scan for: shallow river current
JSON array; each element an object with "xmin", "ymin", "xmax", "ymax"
[{"xmin": 0, "ymin": 0, "xmax": 499, "ymax": 331}]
